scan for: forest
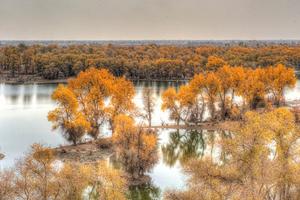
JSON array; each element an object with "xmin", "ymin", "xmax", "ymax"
[{"xmin": 1, "ymin": 44, "xmax": 300, "ymax": 81}]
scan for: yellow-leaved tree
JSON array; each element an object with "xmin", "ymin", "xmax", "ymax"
[
  {"xmin": 0, "ymin": 144, "xmax": 127, "ymax": 200},
  {"xmin": 108, "ymin": 77, "xmax": 136, "ymax": 131},
  {"xmin": 48, "ymin": 84, "xmax": 90, "ymax": 145},
  {"xmin": 206, "ymin": 56, "xmax": 227, "ymax": 71},
  {"xmin": 264, "ymin": 64, "xmax": 296, "ymax": 106},
  {"xmin": 161, "ymin": 87, "xmax": 182, "ymax": 125},
  {"xmin": 165, "ymin": 108, "xmax": 300, "ymax": 200},
  {"xmin": 68, "ymin": 67, "xmax": 114, "ymax": 139},
  {"xmin": 48, "ymin": 67, "xmax": 135, "ymax": 143},
  {"xmin": 112, "ymin": 114, "xmax": 158, "ymax": 180},
  {"xmin": 237, "ymin": 68, "xmax": 266, "ymax": 110}
]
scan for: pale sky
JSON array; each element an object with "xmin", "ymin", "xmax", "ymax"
[{"xmin": 0, "ymin": 0, "xmax": 300, "ymax": 40}]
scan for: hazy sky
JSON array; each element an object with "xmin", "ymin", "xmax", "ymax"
[{"xmin": 0, "ymin": 0, "xmax": 300, "ymax": 40}]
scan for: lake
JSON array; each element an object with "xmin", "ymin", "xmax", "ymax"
[{"xmin": 1, "ymin": 81, "xmax": 300, "ymax": 199}]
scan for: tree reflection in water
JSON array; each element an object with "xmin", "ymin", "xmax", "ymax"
[
  {"xmin": 109, "ymin": 153, "xmax": 161, "ymax": 200},
  {"xmin": 161, "ymin": 129, "xmax": 232, "ymax": 166},
  {"xmin": 161, "ymin": 129, "xmax": 206, "ymax": 167},
  {"xmin": 128, "ymin": 182, "xmax": 161, "ymax": 200}
]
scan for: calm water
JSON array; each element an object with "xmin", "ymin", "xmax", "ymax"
[{"xmin": 1, "ymin": 81, "xmax": 300, "ymax": 199}]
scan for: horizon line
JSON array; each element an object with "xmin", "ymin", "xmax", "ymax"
[{"xmin": 2, "ymin": 39, "xmax": 300, "ymax": 41}]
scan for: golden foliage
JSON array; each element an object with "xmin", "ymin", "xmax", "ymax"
[
  {"xmin": 206, "ymin": 56, "xmax": 227, "ymax": 71},
  {"xmin": 0, "ymin": 144, "xmax": 127, "ymax": 200},
  {"xmin": 94, "ymin": 161, "xmax": 127, "ymax": 200},
  {"xmin": 48, "ymin": 67, "xmax": 135, "ymax": 143},
  {"xmin": 112, "ymin": 114, "xmax": 158, "ymax": 179},
  {"xmin": 165, "ymin": 108, "xmax": 300, "ymax": 200},
  {"xmin": 163, "ymin": 64, "xmax": 296, "ymax": 123}
]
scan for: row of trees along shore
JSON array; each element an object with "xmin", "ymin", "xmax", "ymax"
[
  {"xmin": 1, "ymin": 44, "xmax": 300, "ymax": 80},
  {"xmin": 46, "ymin": 64, "xmax": 296, "ymax": 147},
  {"xmin": 162, "ymin": 64, "xmax": 296, "ymax": 124}
]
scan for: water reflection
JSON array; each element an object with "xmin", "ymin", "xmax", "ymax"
[
  {"xmin": 133, "ymin": 80, "xmax": 185, "ymax": 97},
  {"xmin": 0, "ymin": 83, "xmax": 63, "ymax": 168},
  {"xmin": 161, "ymin": 129, "xmax": 206, "ymax": 167},
  {"xmin": 2, "ymin": 81, "xmax": 300, "ymax": 199},
  {"xmin": 109, "ymin": 153, "xmax": 161, "ymax": 200},
  {"xmin": 0, "ymin": 84, "xmax": 55, "ymax": 107},
  {"xmin": 128, "ymin": 183, "xmax": 161, "ymax": 200},
  {"xmin": 161, "ymin": 129, "xmax": 233, "ymax": 167}
]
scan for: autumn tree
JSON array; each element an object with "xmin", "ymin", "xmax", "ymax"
[
  {"xmin": 177, "ymin": 84, "xmax": 205, "ymax": 124},
  {"xmin": 202, "ymin": 72, "xmax": 221, "ymax": 120},
  {"xmin": 237, "ymin": 68, "xmax": 267, "ymax": 110},
  {"xmin": 0, "ymin": 144, "xmax": 127, "ymax": 200},
  {"xmin": 48, "ymin": 68, "xmax": 135, "ymax": 142},
  {"xmin": 264, "ymin": 108, "xmax": 300, "ymax": 199},
  {"xmin": 58, "ymin": 161, "xmax": 127, "ymax": 200},
  {"xmin": 216, "ymin": 65, "xmax": 234, "ymax": 120},
  {"xmin": 58, "ymin": 163, "xmax": 94, "ymax": 200},
  {"xmin": 161, "ymin": 87, "xmax": 183, "ymax": 125},
  {"xmin": 13, "ymin": 144, "xmax": 61, "ymax": 200},
  {"xmin": 0, "ymin": 170, "xmax": 15, "ymax": 200},
  {"xmin": 68, "ymin": 67, "xmax": 114, "ymax": 139},
  {"xmin": 89, "ymin": 161, "xmax": 127, "ymax": 200},
  {"xmin": 48, "ymin": 84, "xmax": 91, "ymax": 145},
  {"xmin": 112, "ymin": 114, "xmax": 158, "ymax": 179},
  {"xmin": 161, "ymin": 85, "xmax": 203, "ymax": 125},
  {"xmin": 228, "ymin": 66, "xmax": 246, "ymax": 108},
  {"xmin": 190, "ymin": 72, "xmax": 222, "ymax": 121},
  {"xmin": 142, "ymin": 87, "xmax": 155, "ymax": 127},
  {"xmin": 108, "ymin": 77, "xmax": 136, "ymax": 131},
  {"xmin": 214, "ymin": 65, "xmax": 245, "ymax": 119},
  {"xmin": 165, "ymin": 108, "xmax": 300, "ymax": 200},
  {"xmin": 264, "ymin": 64, "xmax": 296, "ymax": 106},
  {"xmin": 205, "ymin": 56, "xmax": 226, "ymax": 71}
]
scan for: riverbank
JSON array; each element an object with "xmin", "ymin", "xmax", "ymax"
[
  {"xmin": 0, "ymin": 72, "xmax": 69, "ymax": 84},
  {"xmin": 0, "ymin": 71, "xmax": 188, "ymax": 84},
  {"xmin": 53, "ymin": 138, "xmax": 153, "ymax": 186},
  {"xmin": 53, "ymin": 138, "xmax": 113, "ymax": 164},
  {"xmin": 53, "ymin": 121, "xmax": 240, "ymax": 164},
  {"xmin": 148, "ymin": 121, "xmax": 241, "ymax": 131}
]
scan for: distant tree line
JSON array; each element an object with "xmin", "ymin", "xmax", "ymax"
[{"xmin": 1, "ymin": 44, "xmax": 300, "ymax": 80}]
